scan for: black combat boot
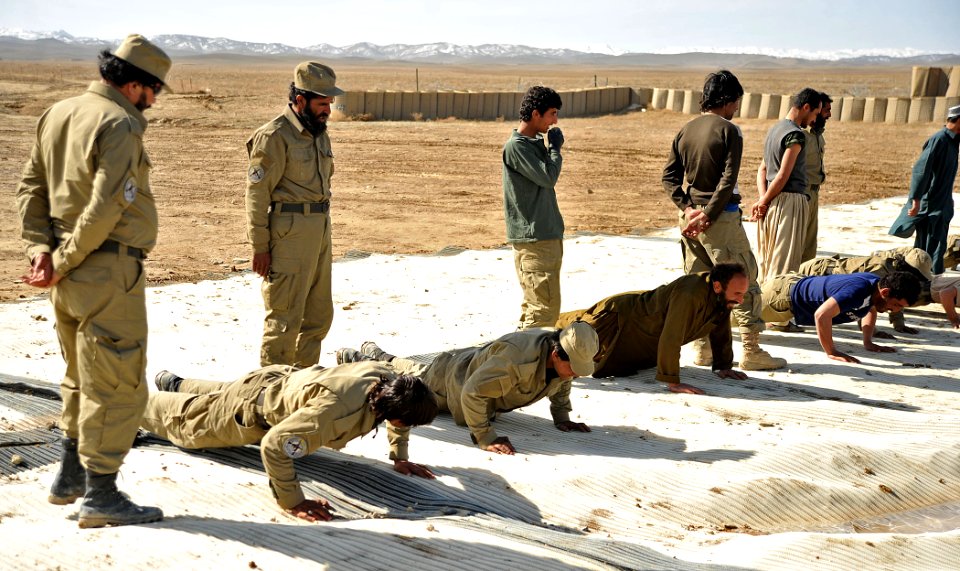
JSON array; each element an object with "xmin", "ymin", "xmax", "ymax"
[
  {"xmin": 154, "ymin": 370, "xmax": 183, "ymax": 392},
  {"xmin": 47, "ymin": 437, "xmax": 86, "ymax": 505},
  {"xmin": 78, "ymin": 471, "xmax": 163, "ymax": 529},
  {"xmin": 360, "ymin": 341, "xmax": 396, "ymax": 362}
]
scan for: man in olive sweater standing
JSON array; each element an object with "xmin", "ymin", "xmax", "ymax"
[
  {"xmin": 502, "ymin": 86, "xmax": 565, "ymax": 329},
  {"xmin": 801, "ymin": 91, "xmax": 832, "ymax": 263},
  {"xmin": 662, "ymin": 70, "xmax": 785, "ymax": 371}
]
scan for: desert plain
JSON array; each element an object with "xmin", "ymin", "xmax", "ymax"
[{"xmin": 0, "ymin": 59, "xmax": 958, "ymax": 571}]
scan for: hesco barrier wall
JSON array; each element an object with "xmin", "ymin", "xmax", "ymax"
[{"xmin": 333, "ymin": 82, "xmax": 956, "ymax": 124}]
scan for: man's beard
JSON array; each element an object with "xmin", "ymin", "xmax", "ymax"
[
  {"xmin": 135, "ymin": 91, "xmax": 151, "ymax": 112},
  {"xmin": 812, "ymin": 114, "xmax": 827, "ymax": 131},
  {"xmin": 298, "ymin": 107, "xmax": 328, "ymax": 136}
]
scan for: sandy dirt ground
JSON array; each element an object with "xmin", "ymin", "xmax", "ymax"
[
  {"xmin": 0, "ymin": 195, "xmax": 957, "ymax": 570},
  {"xmin": 0, "ymin": 61, "xmax": 941, "ymax": 303}
]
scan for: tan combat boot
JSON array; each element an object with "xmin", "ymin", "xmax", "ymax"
[
  {"xmin": 739, "ymin": 332, "xmax": 787, "ymax": 370},
  {"xmin": 692, "ymin": 337, "xmax": 712, "ymax": 367}
]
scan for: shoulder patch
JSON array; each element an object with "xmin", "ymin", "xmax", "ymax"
[
  {"xmin": 123, "ymin": 177, "xmax": 138, "ymax": 203},
  {"xmin": 248, "ymin": 165, "xmax": 265, "ymax": 183},
  {"xmin": 282, "ymin": 435, "xmax": 307, "ymax": 459}
]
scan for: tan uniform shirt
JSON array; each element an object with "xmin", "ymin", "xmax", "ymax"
[
  {"xmin": 17, "ymin": 82, "xmax": 157, "ymax": 275},
  {"xmin": 421, "ymin": 330, "xmax": 573, "ymax": 448},
  {"xmin": 258, "ymin": 362, "xmax": 409, "ymax": 508},
  {"xmin": 245, "ymin": 105, "xmax": 334, "ymax": 254},
  {"xmin": 557, "ymin": 273, "xmax": 734, "ymax": 382}
]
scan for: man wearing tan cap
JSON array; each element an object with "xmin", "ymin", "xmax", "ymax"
[
  {"xmin": 889, "ymin": 105, "xmax": 960, "ymax": 275},
  {"xmin": 336, "ymin": 321, "xmax": 600, "ymax": 455},
  {"xmin": 246, "ymin": 62, "xmax": 344, "ymax": 368},
  {"xmin": 556, "ymin": 263, "xmax": 751, "ymax": 396},
  {"xmin": 16, "ymin": 33, "xmax": 171, "ymax": 528}
]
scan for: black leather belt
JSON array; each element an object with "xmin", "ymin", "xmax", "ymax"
[
  {"xmin": 97, "ymin": 239, "xmax": 145, "ymax": 259},
  {"xmin": 274, "ymin": 202, "xmax": 329, "ymax": 214},
  {"xmin": 254, "ymin": 389, "xmax": 271, "ymax": 429}
]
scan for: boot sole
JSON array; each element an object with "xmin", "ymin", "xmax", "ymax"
[
  {"xmin": 48, "ymin": 493, "xmax": 82, "ymax": 505},
  {"xmin": 78, "ymin": 512, "xmax": 163, "ymax": 529}
]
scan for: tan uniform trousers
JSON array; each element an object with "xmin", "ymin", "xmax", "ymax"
[
  {"xmin": 50, "ymin": 250, "xmax": 148, "ymax": 475},
  {"xmin": 801, "ymin": 185, "xmax": 820, "ymax": 263},
  {"xmin": 141, "ymin": 366, "xmax": 293, "ymax": 449},
  {"xmin": 679, "ymin": 208, "xmax": 764, "ymax": 333},
  {"xmin": 512, "ymin": 239, "xmax": 563, "ymax": 329},
  {"xmin": 758, "ymin": 192, "xmax": 809, "ymax": 284},
  {"xmin": 261, "ymin": 208, "xmax": 333, "ymax": 367},
  {"xmin": 759, "ymin": 274, "xmax": 803, "ymax": 325}
]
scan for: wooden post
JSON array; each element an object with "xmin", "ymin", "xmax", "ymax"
[{"xmin": 415, "ymin": 68, "xmax": 419, "ymax": 92}]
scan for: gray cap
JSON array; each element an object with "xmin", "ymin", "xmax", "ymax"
[
  {"xmin": 294, "ymin": 62, "xmax": 344, "ymax": 97},
  {"xmin": 948, "ymin": 104, "xmax": 960, "ymax": 121},
  {"xmin": 559, "ymin": 321, "xmax": 600, "ymax": 377},
  {"xmin": 113, "ymin": 34, "xmax": 172, "ymax": 89}
]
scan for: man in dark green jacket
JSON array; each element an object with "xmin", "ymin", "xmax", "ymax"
[
  {"xmin": 889, "ymin": 105, "xmax": 960, "ymax": 274},
  {"xmin": 503, "ymin": 86, "xmax": 565, "ymax": 329},
  {"xmin": 556, "ymin": 263, "xmax": 750, "ymax": 395}
]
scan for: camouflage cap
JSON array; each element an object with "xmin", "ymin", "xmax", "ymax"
[
  {"xmin": 113, "ymin": 34, "xmax": 172, "ymax": 89},
  {"xmin": 559, "ymin": 321, "xmax": 600, "ymax": 377},
  {"xmin": 294, "ymin": 61, "xmax": 344, "ymax": 97},
  {"xmin": 902, "ymin": 248, "xmax": 933, "ymax": 281}
]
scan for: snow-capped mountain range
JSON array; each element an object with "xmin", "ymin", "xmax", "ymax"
[{"xmin": 0, "ymin": 28, "xmax": 956, "ymax": 64}]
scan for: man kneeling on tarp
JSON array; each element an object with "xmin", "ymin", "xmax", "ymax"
[{"xmin": 142, "ymin": 361, "xmax": 438, "ymax": 522}]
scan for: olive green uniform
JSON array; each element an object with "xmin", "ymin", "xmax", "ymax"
[
  {"xmin": 801, "ymin": 126, "xmax": 826, "ymax": 262},
  {"xmin": 388, "ymin": 330, "xmax": 573, "ymax": 448},
  {"xmin": 141, "ymin": 362, "xmax": 409, "ymax": 509},
  {"xmin": 16, "ymin": 82, "xmax": 156, "ymax": 475},
  {"xmin": 556, "ymin": 273, "xmax": 734, "ymax": 384},
  {"xmin": 246, "ymin": 105, "xmax": 334, "ymax": 367}
]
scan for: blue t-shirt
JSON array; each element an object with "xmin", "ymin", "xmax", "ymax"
[{"xmin": 790, "ymin": 273, "xmax": 879, "ymax": 326}]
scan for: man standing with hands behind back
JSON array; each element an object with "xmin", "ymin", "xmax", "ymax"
[
  {"xmin": 503, "ymin": 86, "xmax": 566, "ymax": 329},
  {"xmin": 16, "ymin": 34, "xmax": 170, "ymax": 528},
  {"xmin": 246, "ymin": 62, "xmax": 344, "ymax": 367}
]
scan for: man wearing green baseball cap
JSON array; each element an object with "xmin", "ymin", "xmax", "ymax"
[
  {"xmin": 16, "ymin": 33, "xmax": 171, "ymax": 528},
  {"xmin": 246, "ymin": 62, "xmax": 345, "ymax": 368}
]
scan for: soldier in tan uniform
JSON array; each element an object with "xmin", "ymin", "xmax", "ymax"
[
  {"xmin": 556, "ymin": 263, "xmax": 750, "ymax": 396},
  {"xmin": 16, "ymin": 35, "xmax": 170, "ymax": 528},
  {"xmin": 143, "ymin": 361, "xmax": 438, "ymax": 522},
  {"xmin": 337, "ymin": 322, "xmax": 600, "ymax": 455},
  {"xmin": 246, "ymin": 62, "xmax": 343, "ymax": 367}
]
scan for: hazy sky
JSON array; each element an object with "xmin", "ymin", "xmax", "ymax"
[{"xmin": 2, "ymin": 0, "xmax": 957, "ymax": 56}]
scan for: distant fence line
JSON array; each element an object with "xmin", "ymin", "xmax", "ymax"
[{"xmin": 334, "ymin": 85, "xmax": 958, "ymax": 124}]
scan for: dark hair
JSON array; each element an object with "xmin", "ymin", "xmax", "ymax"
[
  {"xmin": 709, "ymin": 262, "xmax": 747, "ymax": 288},
  {"xmin": 791, "ymin": 88, "xmax": 822, "ymax": 110},
  {"xmin": 98, "ymin": 49, "xmax": 162, "ymax": 90},
  {"xmin": 289, "ymin": 82, "xmax": 319, "ymax": 105},
  {"xmin": 819, "ymin": 91, "xmax": 833, "ymax": 106},
  {"xmin": 370, "ymin": 374, "xmax": 438, "ymax": 427},
  {"xmin": 879, "ymin": 271, "xmax": 921, "ymax": 305},
  {"xmin": 700, "ymin": 70, "xmax": 743, "ymax": 112},
  {"xmin": 519, "ymin": 86, "xmax": 562, "ymax": 122},
  {"xmin": 548, "ymin": 329, "xmax": 571, "ymax": 362}
]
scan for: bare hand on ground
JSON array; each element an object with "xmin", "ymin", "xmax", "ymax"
[
  {"xmin": 714, "ymin": 369, "xmax": 748, "ymax": 380},
  {"xmin": 286, "ymin": 498, "xmax": 333, "ymax": 522},
  {"xmin": 827, "ymin": 351, "xmax": 860, "ymax": 363},
  {"xmin": 393, "ymin": 460, "xmax": 436, "ymax": 479},
  {"xmin": 669, "ymin": 383, "xmax": 705, "ymax": 395},
  {"xmin": 485, "ymin": 436, "xmax": 516, "ymax": 455},
  {"xmin": 555, "ymin": 420, "xmax": 591, "ymax": 432},
  {"xmin": 864, "ymin": 342, "xmax": 895, "ymax": 353},
  {"xmin": 873, "ymin": 330, "xmax": 897, "ymax": 340},
  {"xmin": 252, "ymin": 252, "xmax": 271, "ymax": 278}
]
